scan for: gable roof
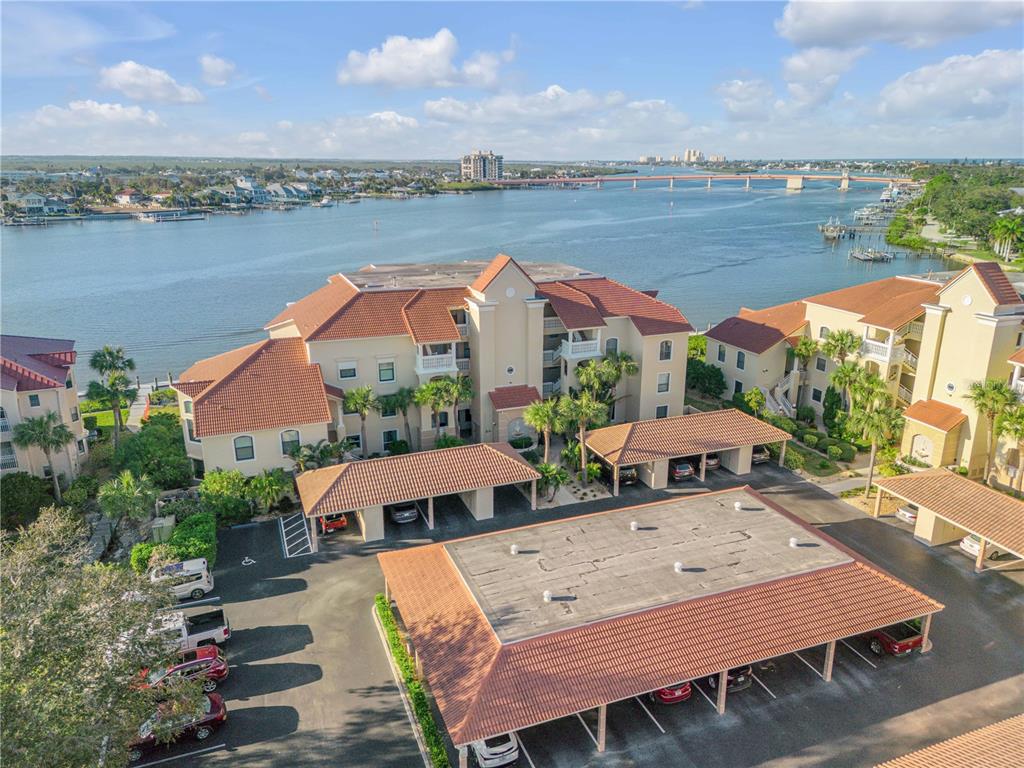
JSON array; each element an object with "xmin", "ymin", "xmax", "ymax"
[
  {"xmin": 805, "ymin": 276, "xmax": 941, "ymax": 330},
  {"xmin": 0, "ymin": 335, "xmax": 76, "ymax": 392},
  {"xmin": 875, "ymin": 714, "xmax": 1024, "ymax": 768},
  {"xmin": 1009, "ymin": 347, "xmax": 1024, "ymax": 366},
  {"xmin": 706, "ymin": 300, "xmax": 808, "ymax": 354},
  {"xmin": 585, "ymin": 408, "xmax": 791, "ymax": 466},
  {"xmin": 968, "ymin": 262, "xmax": 1023, "ymax": 306},
  {"xmin": 538, "ymin": 276, "xmax": 693, "ymax": 336},
  {"xmin": 903, "ymin": 399, "xmax": 967, "ymax": 433},
  {"xmin": 470, "ymin": 253, "xmax": 535, "ymax": 293},
  {"xmin": 488, "ymin": 385, "xmax": 541, "ymax": 411},
  {"xmin": 175, "ymin": 338, "xmax": 331, "ymax": 438},
  {"xmin": 535, "ymin": 281, "xmax": 606, "ymax": 330},
  {"xmin": 297, "ymin": 442, "xmax": 540, "ymax": 515}
]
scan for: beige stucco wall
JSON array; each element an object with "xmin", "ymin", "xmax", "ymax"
[
  {"xmin": 719, "ymin": 445, "xmax": 753, "ymax": 475},
  {"xmin": 198, "ymin": 422, "xmax": 329, "ymax": 476},
  {"xmin": 899, "ymin": 419, "xmax": 961, "ymax": 468},
  {"xmin": 639, "ymin": 459, "xmax": 669, "ymax": 490},
  {"xmin": 705, "ymin": 338, "xmax": 786, "ymax": 400},
  {"xmin": 913, "ymin": 508, "xmax": 966, "ymax": 547},
  {"xmin": 1, "ymin": 381, "xmax": 86, "ymax": 482},
  {"xmin": 356, "ymin": 505, "xmax": 385, "ymax": 542},
  {"xmin": 459, "ymin": 487, "xmax": 494, "ymax": 521},
  {"xmin": 629, "ymin": 329, "xmax": 689, "ymax": 422}
]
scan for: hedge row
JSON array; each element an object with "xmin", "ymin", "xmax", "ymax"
[
  {"xmin": 795, "ymin": 430, "xmax": 856, "ymax": 462},
  {"xmin": 375, "ymin": 594, "xmax": 450, "ymax": 768},
  {"xmin": 129, "ymin": 511, "xmax": 218, "ymax": 574}
]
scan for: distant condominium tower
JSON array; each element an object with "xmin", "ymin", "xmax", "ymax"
[
  {"xmin": 683, "ymin": 148, "xmax": 705, "ymax": 164},
  {"xmin": 709, "ymin": 154, "xmax": 727, "ymax": 163},
  {"xmin": 461, "ymin": 150, "xmax": 504, "ymax": 181}
]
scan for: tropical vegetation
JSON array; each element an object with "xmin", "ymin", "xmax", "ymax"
[
  {"xmin": 11, "ymin": 411, "xmax": 74, "ymax": 504},
  {"xmin": 966, "ymin": 379, "xmax": 1017, "ymax": 484}
]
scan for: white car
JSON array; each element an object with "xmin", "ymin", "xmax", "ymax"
[
  {"xmin": 959, "ymin": 534, "xmax": 1002, "ymax": 561},
  {"xmin": 895, "ymin": 503, "xmax": 918, "ymax": 525},
  {"xmin": 471, "ymin": 733, "xmax": 520, "ymax": 767}
]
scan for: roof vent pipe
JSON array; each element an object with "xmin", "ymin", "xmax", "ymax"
[
  {"xmin": 510, "ymin": 544, "xmax": 519, "ymax": 556},
  {"xmin": 630, "ymin": 521, "xmax": 639, "ymax": 532},
  {"xmin": 674, "ymin": 562, "xmax": 685, "ymax": 574},
  {"xmin": 734, "ymin": 502, "xmax": 743, "ymax": 511},
  {"xmin": 542, "ymin": 590, "xmax": 552, "ymax": 603},
  {"xmin": 789, "ymin": 537, "xmax": 799, "ymax": 548}
]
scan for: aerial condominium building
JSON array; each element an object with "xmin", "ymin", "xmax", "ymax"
[
  {"xmin": 460, "ymin": 150, "xmax": 504, "ymax": 181},
  {"xmin": 0, "ymin": 335, "xmax": 88, "ymax": 481},
  {"xmin": 705, "ymin": 263, "xmax": 1024, "ymax": 485},
  {"xmin": 173, "ymin": 254, "xmax": 692, "ymax": 476}
]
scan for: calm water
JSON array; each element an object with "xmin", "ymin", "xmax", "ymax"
[{"xmin": 2, "ymin": 173, "xmax": 953, "ymax": 381}]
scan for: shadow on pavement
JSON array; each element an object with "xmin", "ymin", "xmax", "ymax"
[
  {"xmin": 223, "ymin": 577, "xmax": 308, "ymax": 603},
  {"xmin": 223, "ymin": 705, "xmax": 301, "ymax": 749},
  {"xmin": 229, "ymin": 624, "xmax": 314, "ymax": 665},
  {"xmin": 226, "ymin": 662, "xmax": 323, "ymax": 700}
]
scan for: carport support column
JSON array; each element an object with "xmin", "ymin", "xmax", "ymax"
[
  {"xmin": 458, "ymin": 746, "xmax": 468, "ymax": 768},
  {"xmin": 778, "ymin": 441, "xmax": 787, "ymax": 467},
  {"xmin": 716, "ymin": 670, "xmax": 728, "ymax": 714},
  {"xmin": 823, "ymin": 640, "xmax": 836, "ymax": 682},
  {"xmin": 310, "ymin": 516, "xmax": 319, "ymax": 553},
  {"xmin": 427, "ymin": 497, "xmax": 435, "ymax": 530},
  {"xmin": 597, "ymin": 704, "xmax": 607, "ymax": 752},
  {"xmin": 872, "ymin": 489, "xmax": 884, "ymax": 518},
  {"xmin": 530, "ymin": 479, "xmax": 537, "ymax": 511},
  {"xmin": 920, "ymin": 614, "xmax": 933, "ymax": 654},
  {"xmin": 613, "ymin": 465, "xmax": 620, "ymax": 496},
  {"xmin": 974, "ymin": 537, "xmax": 988, "ymax": 571},
  {"xmin": 700, "ymin": 453, "xmax": 707, "ymax": 483}
]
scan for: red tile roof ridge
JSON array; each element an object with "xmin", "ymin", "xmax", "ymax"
[
  {"xmin": 191, "ymin": 340, "xmax": 271, "ymax": 407},
  {"xmin": 0, "ymin": 358, "xmax": 62, "ymax": 388},
  {"xmin": 305, "ymin": 287, "xmax": 363, "ymax": 341},
  {"xmin": 470, "ymin": 253, "xmax": 535, "ymax": 293},
  {"xmin": 971, "ymin": 261, "xmax": 1023, "ymax": 306}
]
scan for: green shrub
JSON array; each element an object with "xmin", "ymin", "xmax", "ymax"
[
  {"xmin": 783, "ymin": 447, "xmax": 806, "ymax": 470},
  {"xmin": 521, "ymin": 449, "xmax": 541, "ymax": 465},
  {"xmin": 878, "ymin": 462, "xmax": 908, "ymax": 478},
  {"xmin": 836, "ymin": 442, "xmax": 857, "ymax": 462},
  {"xmin": 114, "ymin": 413, "xmax": 191, "ymax": 490},
  {"xmin": 0, "ymin": 472, "xmax": 53, "ymax": 530},
  {"xmin": 763, "ymin": 412, "xmax": 798, "ymax": 434},
  {"xmin": 82, "ymin": 441, "xmax": 114, "ymax": 473},
  {"xmin": 435, "ymin": 434, "xmax": 465, "ymax": 449},
  {"xmin": 79, "ymin": 397, "xmax": 127, "ymax": 414},
  {"xmin": 147, "ymin": 388, "xmax": 178, "ymax": 406},
  {"xmin": 817, "ymin": 459, "xmax": 831, "ymax": 470},
  {"xmin": 956, "ymin": 466, "xmax": 969, "ymax": 476},
  {"xmin": 796, "ymin": 405, "xmax": 816, "ymax": 424},
  {"xmin": 730, "ymin": 391, "xmax": 754, "ymax": 414},
  {"xmin": 827, "ymin": 445, "xmax": 843, "ymax": 461},
  {"xmin": 801, "ymin": 434, "xmax": 818, "ymax": 448},
  {"xmin": 63, "ymin": 475, "xmax": 100, "ymax": 509},
  {"xmin": 161, "ymin": 497, "xmax": 202, "ymax": 522},
  {"xmin": 387, "ymin": 439, "xmax": 410, "ymax": 455},
  {"xmin": 561, "ymin": 440, "xmax": 581, "ymax": 471},
  {"xmin": 168, "ymin": 511, "xmax": 217, "ymax": 566},
  {"xmin": 686, "ymin": 358, "xmax": 726, "ymax": 399},
  {"xmin": 818, "ymin": 437, "xmax": 839, "ymax": 450},
  {"xmin": 83, "ymin": 415, "xmax": 98, "ymax": 431},
  {"xmin": 198, "ymin": 470, "xmax": 253, "ymax": 526},
  {"xmin": 688, "ymin": 334, "xmax": 707, "ymax": 359},
  {"xmin": 585, "ymin": 462, "xmax": 602, "ymax": 482},
  {"xmin": 129, "ymin": 542, "xmax": 156, "ymax": 574},
  {"xmin": 508, "ymin": 435, "xmax": 534, "ymax": 450},
  {"xmin": 822, "ymin": 387, "xmax": 843, "ymax": 429}
]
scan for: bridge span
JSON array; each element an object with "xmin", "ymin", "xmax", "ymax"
[{"xmin": 491, "ymin": 173, "xmax": 915, "ymax": 192}]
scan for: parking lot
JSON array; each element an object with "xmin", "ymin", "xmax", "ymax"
[{"xmin": 142, "ymin": 464, "xmax": 1024, "ymax": 767}]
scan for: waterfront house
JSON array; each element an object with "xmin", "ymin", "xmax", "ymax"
[
  {"xmin": 234, "ymin": 176, "xmax": 270, "ymax": 205},
  {"xmin": 115, "ymin": 188, "xmax": 145, "ymax": 206},
  {"xmin": 173, "ymin": 254, "xmax": 692, "ymax": 476},
  {"xmin": 1, "ymin": 335, "xmax": 88, "ymax": 481},
  {"xmin": 706, "ymin": 264, "xmax": 1024, "ymax": 484}
]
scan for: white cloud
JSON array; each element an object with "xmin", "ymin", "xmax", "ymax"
[
  {"xmin": 716, "ymin": 79, "xmax": 776, "ymax": 121},
  {"xmin": 879, "ymin": 49, "xmax": 1023, "ymax": 118},
  {"xmin": 776, "ymin": 1, "xmax": 1023, "ymax": 49},
  {"xmin": 425, "ymin": 85, "xmax": 625, "ymax": 124},
  {"xmin": 338, "ymin": 28, "xmax": 512, "ymax": 88},
  {"xmin": 29, "ymin": 100, "xmax": 161, "ymax": 128},
  {"xmin": 781, "ymin": 46, "xmax": 867, "ymax": 110},
  {"xmin": 199, "ymin": 54, "xmax": 236, "ymax": 86},
  {"xmin": 237, "ymin": 131, "xmax": 269, "ymax": 144},
  {"xmin": 99, "ymin": 61, "xmax": 203, "ymax": 103}
]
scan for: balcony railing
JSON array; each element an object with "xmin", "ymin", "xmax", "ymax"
[
  {"xmin": 416, "ymin": 352, "xmax": 457, "ymax": 375},
  {"xmin": 897, "ymin": 385, "xmax": 913, "ymax": 404},
  {"xmin": 860, "ymin": 339, "xmax": 903, "ymax": 364},
  {"xmin": 903, "ymin": 349, "xmax": 919, "ymax": 370},
  {"xmin": 456, "ymin": 358, "xmax": 470, "ymax": 372},
  {"xmin": 902, "ymin": 320, "xmax": 925, "ymax": 339},
  {"xmin": 1014, "ymin": 379, "xmax": 1024, "ymax": 397},
  {"xmin": 455, "ymin": 323, "xmax": 468, "ymax": 339},
  {"xmin": 542, "ymin": 379, "xmax": 561, "ymax": 397},
  {"xmin": 543, "ymin": 317, "xmax": 565, "ymax": 332},
  {"xmin": 0, "ymin": 418, "xmax": 9, "ymax": 433},
  {"xmin": 542, "ymin": 348, "xmax": 560, "ymax": 365},
  {"xmin": 560, "ymin": 338, "xmax": 602, "ymax": 360},
  {"xmin": 0, "ymin": 454, "xmax": 17, "ymax": 470}
]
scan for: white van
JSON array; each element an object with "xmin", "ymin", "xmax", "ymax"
[
  {"xmin": 150, "ymin": 558, "xmax": 214, "ymax": 601},
  {"xmin": 471, "ymin": 733, "xmax": 520, "ymax": 767}
]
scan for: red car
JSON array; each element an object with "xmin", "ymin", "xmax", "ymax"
[
  {"xmin": 319, "ymin": 512, "xmax": 348, "ymax": 534},
  {"xmin": 864, "ymin": 621, "xmax": 924, "ymax": 657},
  {"xmin": 649, "ymin": 681, "xmax": 692, "ymax": 704},
  {"xmin": 140, "ymin": 646, "xmax": 229, "ymax": 693},
  {"xmin": 128, "ymin": 693, "xmax": 227, "ymax": 762}
]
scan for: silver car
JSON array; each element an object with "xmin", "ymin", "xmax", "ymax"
[{"xmin": 387, "ymin": 501, "xmax": 420, "ymax": 524}]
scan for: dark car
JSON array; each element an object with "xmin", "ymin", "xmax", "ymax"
[
  {"xmin": 669, "ymin": 458, "xmax": 696, "ymax": 481},
  {"xmin": 387, "ymin": 501, "xmax": 420, "ymax": 524},
  {"xmin": 600, "ymin": 463, "xmax": 638, "ymax": 487},
  {"xmin": 140, "ymin": 646, "xmax": 229, "ymax": 693},
  {"xmin": 751, "ymin": 445, "xmax": 770, "ymax": 464},
  {"xmin": 319, "ymin": 512, "xmax": 348, "ymax": 534},
  {"xmin": 649, "ymin": 681, "xmax": 692, "ymax": 704},
  {"xmin": 706, "ymin": 665, "xmax": 753, "ymax": 692},
  {"xmin": 128, "ymin": 693, "xmax": 227, "ymax": 762},
  {"xmin": 864, "ymin": 621, "xmax": 924, "ymax": 657}
]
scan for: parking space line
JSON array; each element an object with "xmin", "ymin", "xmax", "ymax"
[
  {"xmin": 839, "ymin": 639, "xmax": 878, "ymax": 669},
  {"xmin": 575, "ymin": 712, "xmax": 600, "ymax": 749},
  {"xmin": 634, "ymin": 696, "xmax": 666, "ymax": 734},
  {"xmin": 793, "ymin": 652, "xmax": 824, "ymax": 679},
  {"xmin": 134, "ymin": 743, "xmax": 226, "ymax": 767},
  {"xmin": 692, "ymin": 681, "xmax": 718, "ymax": 711},
  {"xmin": 750, "ymin": 672, "xmax": 777, "ymax": 699},
  {"xmin": 517, "ymin": 734, "xmax": 537, "ymax": 768},
  {"xmin": 279, "ymin": 512, "xmax": 313, "ymax": 558}
]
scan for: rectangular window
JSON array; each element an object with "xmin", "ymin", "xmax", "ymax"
[
  {"xmin": 280, "ymin": 429, "xmax": 300, "ymax": 455},
  {"xmin": 431, "ymin": 411, "xmax": 450, "ymax": 428},
  {"xmin": 659, "ymin": 340, "xmax": 673, "ymax": 361},
  {"xmin": 186, "ymin": 419, "xmax": 200, "ymax": 443},
  {"xmin": 456, "ymin": 342, "xmax": 471, "ymax": 359},
  {"xmin": 338, "ymin": 362, "xmax": 358, "ymax": 380},
  {"xmin": 1017, "ymin": 332, "xmax": 1023, "ymax": 347},
  {"xmin": 655, "ymin": 405, "xmax": 669, "ymax": 419},
  {"xmin": 382, "ymin": 429, "xmax": 399, "ymax": 451},
  {"xmin": 183, "ymin": 400, "xmax": 193, "ymax": 415},
  {"xmin": 66, "ymin": 378, "xmax": 73, "ymax": 389},
  {"xmin": 736, "ymin": 351, "xmax": 746, "ymax": 370},
  {"xmin": 657, "ymin": 372, "xmax": 670, "ymax": 393},
  {"xmin": 605, "ymin": 338, "xmax": 618, "ymax": 356},
  {"xmin": 380, "ymin": 403, "xmax": 397, "ymax": 418},
  {"xmin": 734, "ymin": 380, "xmax": 743, "ymax": 395},
  {"xmin": 378, "ymin": 361, "xmax": 395, "ymax": 383},
  {"xmin": 77, "ymin": 439, "xmax": 85, "ymax": 454},
  {"xmin": 716, "ymin": 344, "xmax": 726, "ymax": 363},
  {"xmin": 70, "ymin": 407, "xmax": 79, "ymax": 422},
  {"xmin": 815, "ymin": 356, "xmax": 827, "ymax": 372},
  {"xmin": 812, "ymin": 388, "xmax": 823, "ymax": 403},
  {"xmin": 43, "ymin": 465, "xmax": 52, "ymax": 478},
  {"xmin": 28, "ymin": 394, "xmax": 40, "ymax": 407},
  {"xmin": 347, "ymin": 433, "xmax": 361, "ymax": 450},
  {"xmin": 819, "ymin": 327, "xmax": 830, "ymax": 339}
]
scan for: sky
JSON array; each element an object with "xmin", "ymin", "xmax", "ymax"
[{"xmin": 2, "ymin": 1, "xmax": 1022, "ymax": 160}]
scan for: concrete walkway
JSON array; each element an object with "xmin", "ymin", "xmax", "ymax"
[{"xmin": 126, "ymin": 383, "xmax": 154, "ymax": 431}]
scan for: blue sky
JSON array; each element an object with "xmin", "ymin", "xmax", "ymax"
[{"xmin": 2, "ymin": 1, "xmax": 1022, "ymax": 159}]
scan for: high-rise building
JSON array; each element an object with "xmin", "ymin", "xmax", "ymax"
[
  {"xmin": 461, "ymin": 150, "xmax": 504, "ymax": 181},
  {"xmin": 683, "ymin": 149, "xmax": 706, "ymax": 164},
  {"xmin": 709, "ymin": 154, "xmax": 727, "ymax": 163}
]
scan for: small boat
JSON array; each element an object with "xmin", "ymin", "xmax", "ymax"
[
  {"xmin": 134, "ymin": 210, "xmax": 207, "ymax": 223},
  {"xmin": 818, "ymin": 216, "xmax": 851, "ymax": 239},
  {"xmin": 341, "ymin": 198, "xmax": 360, "ymax": 204},
  {"xmin": 311, "ymin": 196, "xmax": 334, "ymax": 208},
  {"xmin": 850, "ymin": 246, "xmax": 893, "ymax": 262}
]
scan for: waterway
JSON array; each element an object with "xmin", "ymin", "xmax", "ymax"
[{"xmin": 2, "ymin": 172, "xmax": 954, "ymax": 381}]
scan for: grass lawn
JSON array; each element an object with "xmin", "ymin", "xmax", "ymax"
[
  {"xmin": 90, "ymin": 409, "xmax": 129, "ymax": 428},
  {"xmin": 787, "ymin": 440, "xmax": 841, "ymax": 478},
  {"xmin": 147, "ymin": 405, "xmax": 178, "ymax": 417}
]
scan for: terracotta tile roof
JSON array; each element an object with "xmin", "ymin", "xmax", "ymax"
[
  {"xmin": 1, "ymin": 335, "xmax": 76, "ymax": 391},
  {"xmin": 401, "ymin": 287, "xmax": 470, "ymax": 344},
  {"xmin": 489, "ymin": 385, "xmax": 541, "ymax": 411},
  {"xmin": 805, "ymin": 276, "xmax": 940, "ymax": 330},
  {"xmin": 706, "ymin": 300, "xmax": 807, "ymax": 354},
  {"xmin": 378, "ymin": 487, "xmax": 942, "ymax": 746},
  {"xmin": 535, "ymin": 281, "xmax": 606, "ymax": 330},
  {"xmin": 1010, "ymin": 347, "xmax": 1024, "ymax": 366},
  {"xmin": 586, "ymin": 408, "xmax": 791, "ymax": 466},
  {"xmin": 875, "ymin": 714, "xmax": 1024, "ymax": 768},
  {"xmin": 470, "ymin": 253, "xmax": 534, "ymax": 293},
  {"xmin": 176, "ymin": 338, "xmax": 331, "ymax": 438},
  {"xmin": 297, "ymin": 442, "xmax": 541, "ymax": 515},
  {"xmin": 265, "ymin": 275, "xmax": 359, "ymax": 337},
  {"xmin": 559, "ymin": 277, "xmax": 694, "ymax": 335},
  {"xmin": 903, "ymin": 399, "xmax": 967, "ymax": 432},
  {"xmin": 971, "ymin": 262, "xmax": 1023, "ymax": 306},
  {"xmin": 875, "ymin": 469, "xmax": 1024, "ymax": 558}
]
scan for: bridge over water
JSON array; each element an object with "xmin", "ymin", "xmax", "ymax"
[{"xmin": 492, "ymin": 173, "xmax": 915, "ymax": 192}]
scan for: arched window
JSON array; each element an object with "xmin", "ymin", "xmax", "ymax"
[
  {"xmin": 183, "ymin": 400, "xmax": 193, "ymax": 415},
  {"xmin": 605, "ymin": 337, "xmax": 619, "ymax": 356},
  {"xmin": 280, "ymin": 429, "xmax": 300, "ymax": 456},
  {"xmin": 233, "ymin": 435, "xmax": 255, "ymax": 461},
  {"xmin": 819, "ymin": 326, "xmax": 830, "ymax": 339},
  {"xmin": 659, "ymin": 340, "xmax": 672, "ymax": 361}
]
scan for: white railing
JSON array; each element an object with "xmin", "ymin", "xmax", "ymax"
[
  {"xmin": 1014, "ymin": 379, "xmax": 1024, "ymax": 397},
  {"xmin": 561, "ymin": 338, "xmax": 602, "ymax": 359},
  {"xmin": 416, "ymin": 353, "xmax": 457, "ymax": 373},
  {"xmin": 456, "ymin": 358, "xmax": 470, "ymax": 372},
  {"xmin": 860, "ymin": 338, "xmax": 891, "ymax": 361},
  {"xmin": 542, "ymin": 379, "xmax": 561, "ymax": 397},
  {"xmin": 897, "ymin": 385, "xmax": 913, "ymax": 403},
  {"xmin": 903, "ymin": 349, "xmax": 918, "ymax": 370},
  {"xmin": 903, "ymin": 321, "xmax": 925, "ymax": 339},
  {"xmin": 543, "ymin": 317, "xmax": 565, "ymax": 331},
  {"xmin": 543, "ymin": 349, "xmax": 560, "ymax": 365},
  {"xmin": 455, "ymin": 323, "xmax": 468, "ymax": 339},
  {"xmin": 0, "ymin": 418, "xmax": 9, "ymax": 433},
  {"xmin": 0, "ymin": 453, "xmax": 17, "ymax": 470}
]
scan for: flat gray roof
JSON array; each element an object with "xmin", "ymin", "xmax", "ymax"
[
  {"xmin": 444, "ymin": 488, "xmax": 851, "ymax": 643},
  {"xmin": 345, "ymin": 260, "xmax": 602, "ymax": 290}
]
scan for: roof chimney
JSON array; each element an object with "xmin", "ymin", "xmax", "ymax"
[
  {"xmin": 510, "ymin": 544, "xmax": 519, "ymax": 556},
  {"xmin": 542, "ymin": 590, "xmax": 552, "ymax": 603},
  {"xmin": 630, "ymin": 521, "xmax": 639, "ymax": 532}
]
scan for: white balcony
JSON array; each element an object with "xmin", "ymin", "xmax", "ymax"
[
  {"xmin": 1014, "ymin": 379, "xmax": 1024, "ymax": 397},
  {"xmin": 542, "ymin": 379, "xmax": 561, "ymax": 397},
  {"xmin": 543, "ymin": 348, "xmax": 560, "ymax": 365},
  {"xmin": 416, "ymin": 352, "xmax": 458, "ymax": 376},
  {"xmin": 560, "ymin": 338, "xmax": 602, "ymax": 360},
  {"xmin": 456, "ymin": 358, "xmax": 470, "ymax": 373},
  {"xmin": 902, "ymin": 320, "xmax": 925, "ymax": 340},
  {"xmin": 543, "ymin": 317, "xmax": 565, "ymax": 332},
  {"xmin": 897, "ymin": 385, "xmax": 913, "ymax": 404},
  {"xmin": 860, "ymin": 338, "xmax": 903, "ymax": 365},
  {"xmin": 455, "ymin": 323, "xmax": 469, "ymax": 339},
  {"xmin": 902, "ymin": 349, "xmax": 919, "ymax": 370}
]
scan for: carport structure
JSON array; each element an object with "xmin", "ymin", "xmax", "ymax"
[
  {"xmin": 585, "ymin": 408, "xmax": 792, "ymax": 494},
  {"xmin": 378, "ymin": 487, "xmax": 942, "ymax": 767},
  {"xmin": 874, "ymin": 469, "xmax": 1024, "ymax": 572},
  {"xmin": 296, "ymin": 442, "xmax": 540, "ymax": 545}
]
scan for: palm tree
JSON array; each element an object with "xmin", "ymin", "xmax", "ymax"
[
  {"xmin": 90, "ymin": 345, "xmax": 135, "ymax": 381},
  {"xmin": 98, "ymin": 470, "xmax": 157, "ymax": 536},
  {"xmin": 537, "ymin": 462, "xmax": 570, "ymax": 501},
  {"xmin": 998, "ymin": 404, "xmax": 1024, "ymax": 494},
  {"xmin": 11, "ymin": 412, "xmax": 74, "ymax": 504},
  {"xmin": 852, "ymin": 371, "xmax": 891, "ymax": 412},
  {"xmin": 792, "ymin": 338, "xmax": 819, "ymax": 370},
  {"xmin": 449, "ymin": 375, "xmax": 475, "ymax": 437},
  {"xmin": 576, "ymin": 352, "xmax": 639, "ymax": 408},
  {"xmin": 967, "ymin": 379, "xmax": 1016, "ymax": 484},
  {"xmin": 249, "ymin": 468, "xmax": 292, "ymax": 512},
  {"xmin": 848, "ymin": 406, "xmax": 904, "ymax": 499},
  {"xmin": 557, "ymin": 392, "xmax": 608, "ymax": 485},
  {"xmin": 523, "ymin": 399, "xmax": 562, "ymax": 463},
  {"xmin": 86, "ymin": 373, "xmax": 137, "ymax": 450},
  {"xmin": 378, "ymin": 387, "xmax": 417, "ymax": 450},
  {"xmin": 343, "ymin": 385, "xmax": 379, "ymax": 459},
  {"xmin": 821, "ymin": 329, "xmax": 861, "ymax": 365},
  {"xmin": 415, "ymin": 379, "xmax": 451, "ymax": 444},
  {"xmin": 830, "ymin": 362, "xmax": 863, "ymax": 415},
  {"xmin": 287, "ymin": 439, "xmax": 337, "ymax": 471},
  {"xmin": 990, "ymin": 216, "xmax": 1023, "ymax": 262}
]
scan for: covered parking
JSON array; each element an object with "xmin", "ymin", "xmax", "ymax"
[
  {"xmin": 296, "ymin": 442, "xmax": 540, "ymax": 544},
  {"xmin": 584, "ymin": 408, "xmax": 792, "ymax": 495},
  {"xmin": 874, "ymin": 469, "xmax": 1024, "ymax": 572},
  {"xmin": 378, "ymin": 487, "xmax": 942, "ymax": 767}
]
